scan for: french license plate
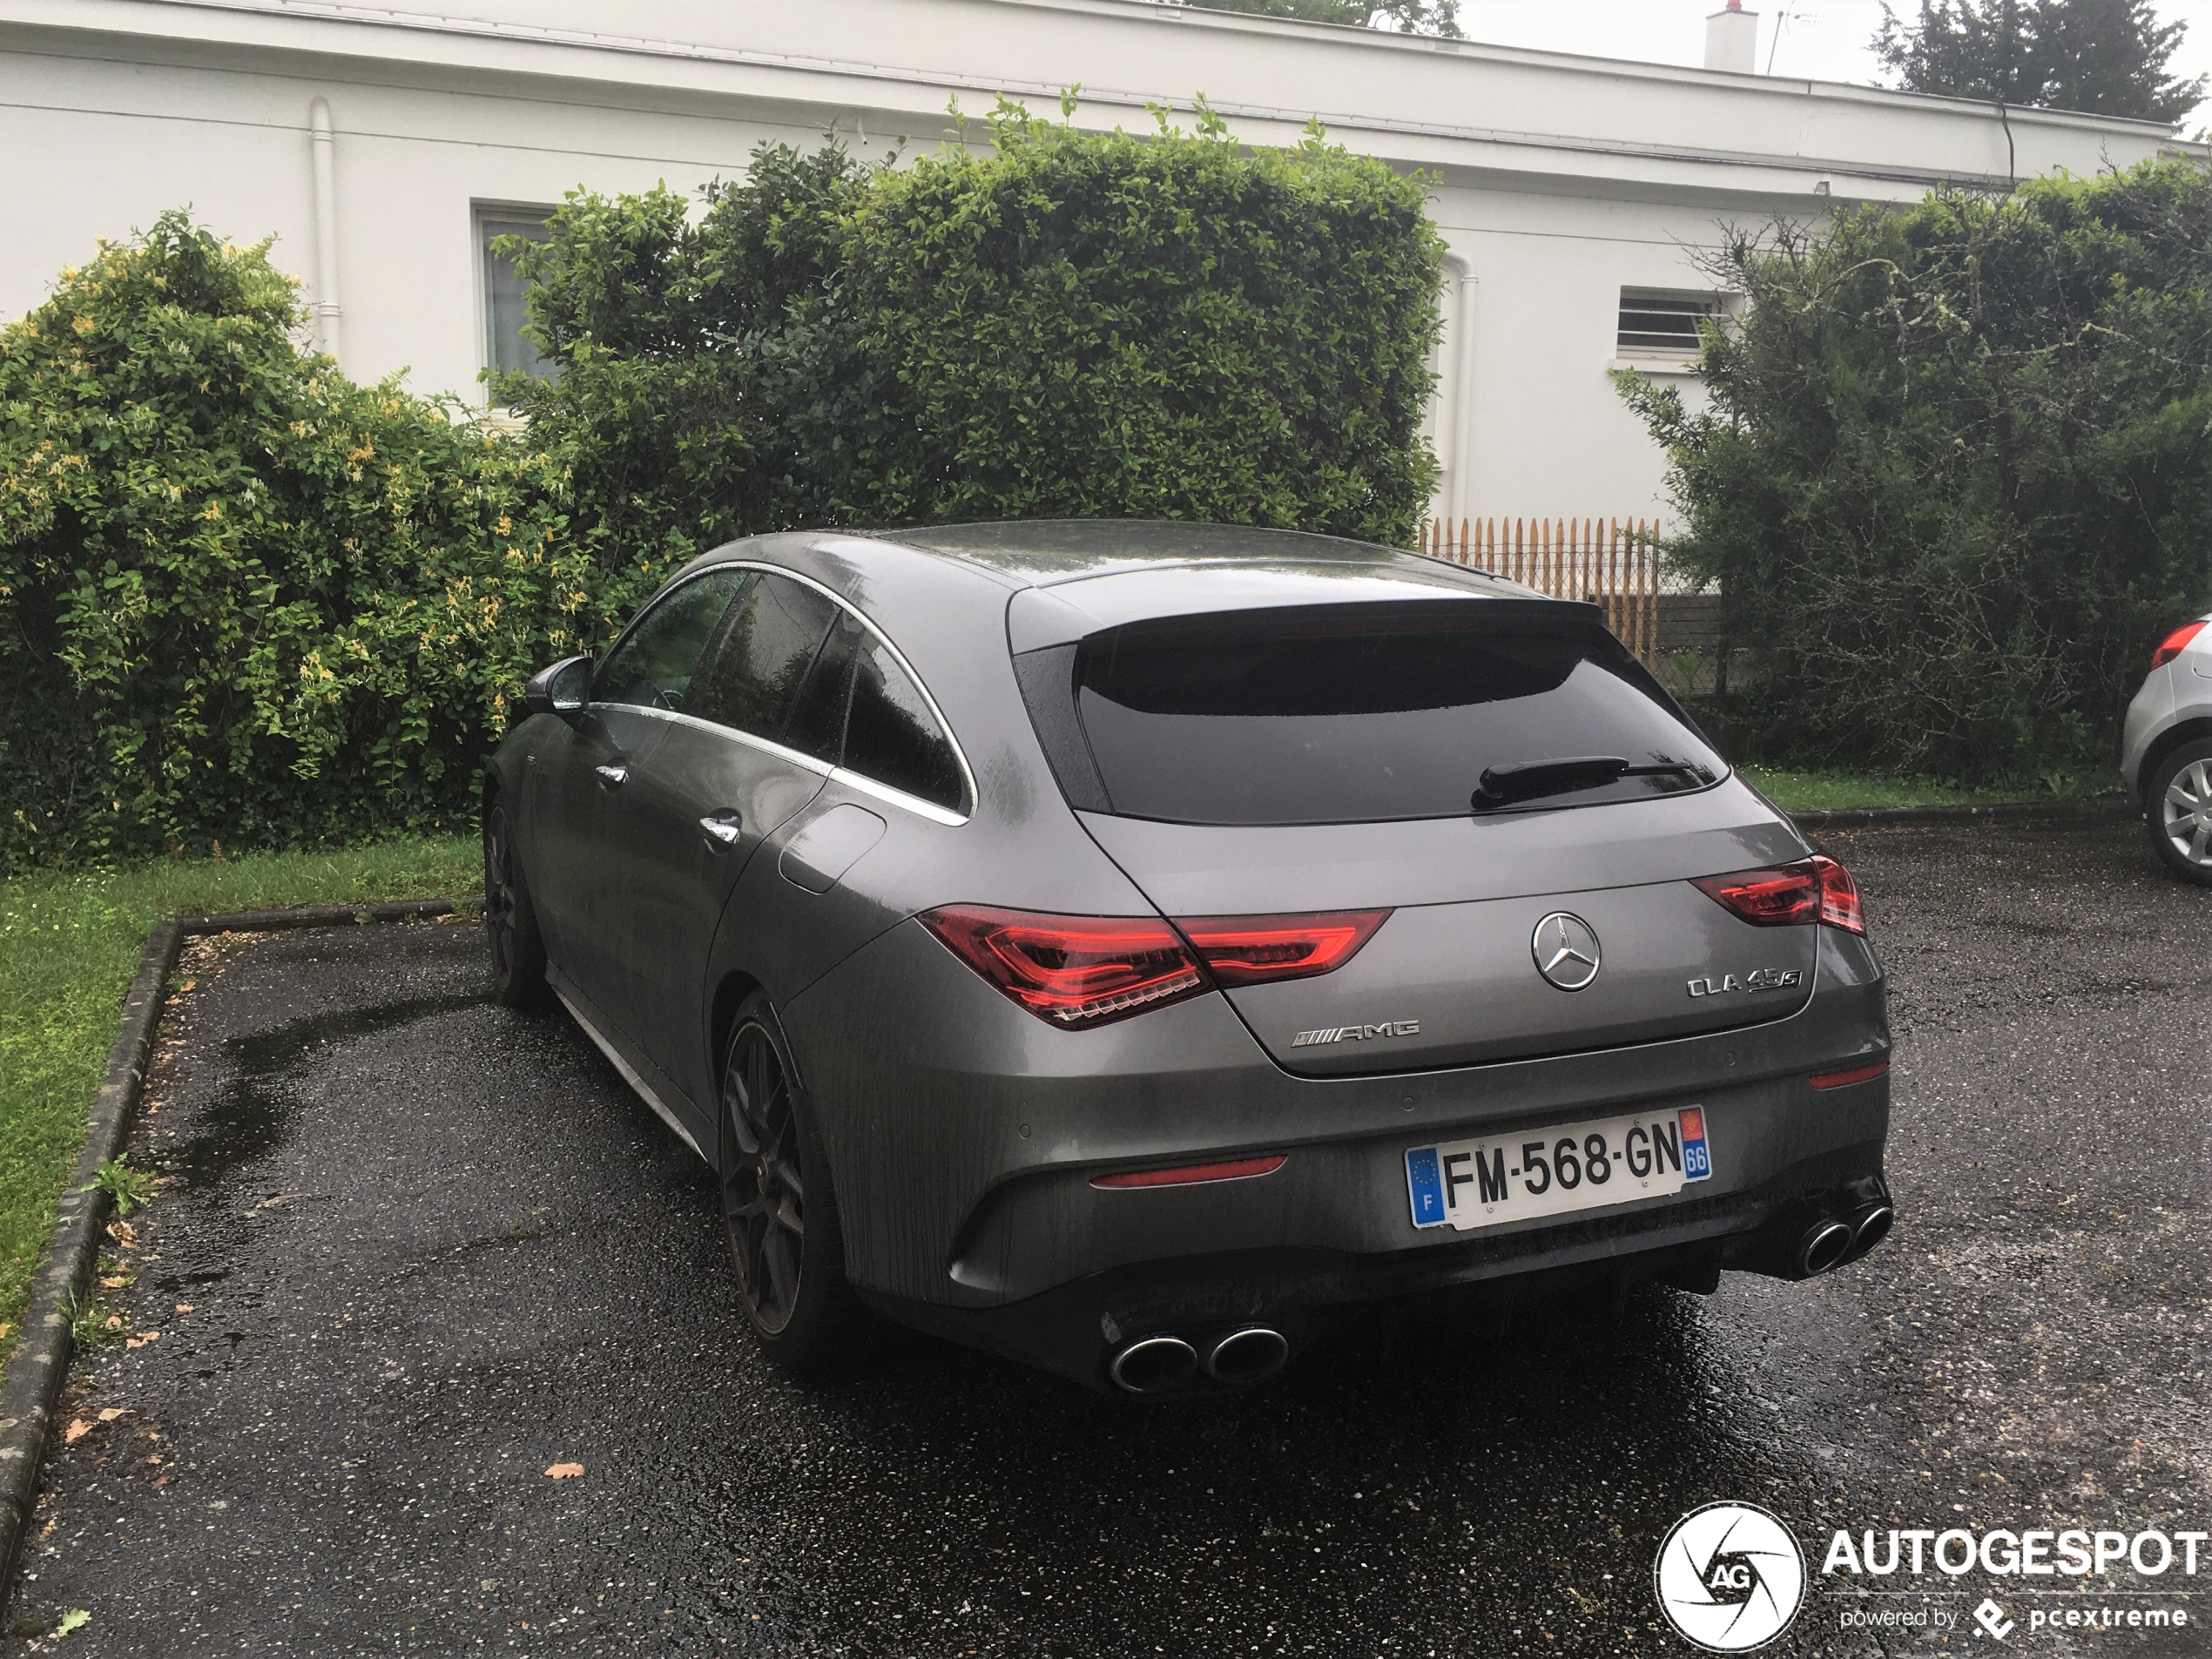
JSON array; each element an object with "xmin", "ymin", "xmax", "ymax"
[{"xmin": 1404, "ymin": 1107, "xmax": 1712, "ymax": 1232}]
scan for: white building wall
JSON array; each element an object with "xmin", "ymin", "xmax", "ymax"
[{"xmin": 0, "ymin": 0, "xmax": 2195, "ymax": 523}]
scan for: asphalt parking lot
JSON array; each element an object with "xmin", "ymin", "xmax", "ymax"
[{"xmin": 5, "ymin": 812, "xmax": 2207, "ymax": 1656}]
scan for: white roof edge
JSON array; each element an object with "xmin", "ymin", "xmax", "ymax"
[
  {"xmin": 1017, "ymin": 0, "xmax": 2187, "ymax": 137},
  {"xmin": 28, "ymin": 0, "xmax": 2187, "ymax": 143},
  {"xmin": 11, "ymin": 0, "xmax": 2202, "ymax": 184}
]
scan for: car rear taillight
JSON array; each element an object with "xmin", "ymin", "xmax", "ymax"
[
  {"xmin": 2154, "ymin": 620, "xmax": 2208, "ymax": 668},
  {"xmin": 1692, "ymin": 863, "xmax": 1820, "ymax": 926},
  {"xmin": 1174, "ymin": 910, "xmax": 1391, "ymax": 987},
  {"xmin": 1693, "ymin": 854, "xmax": 1866, "ymax": 936},
  {"xmin": 920, "ymin": 907, "xmax": 1205, "ymax": 1026},
  {"xmin": 921, "ymin": 905, "xmax": 1392, "ymax": 1027},
  {"xmin": 1812, "ymin": 854, "xmax": 1865, "ymax": 934}
]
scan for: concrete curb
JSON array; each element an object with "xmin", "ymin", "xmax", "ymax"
[
  {"xmin": 0, "ymin": 895, "xmax": 480, "ymax": 1593},
  {"xmin": 1791, "ymin": 796, "xmax": 2129, "ymax": 833}
]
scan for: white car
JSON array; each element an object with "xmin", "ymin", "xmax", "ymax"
[{"xmin": 2121, "ymin": 614, "xmax": 2212, "ymax": 885}]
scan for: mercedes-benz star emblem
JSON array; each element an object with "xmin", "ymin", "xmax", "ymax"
[{"xmin": 1532, "ymin": 912, "xmax": 1602, "ymax": 991}]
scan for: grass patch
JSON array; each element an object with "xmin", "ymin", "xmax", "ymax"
[
  {"xmin": 1738, "ymin": 766, "xmax": 2118, "ymax": 814},
  {"xmin": 0, "ymin": 837, "xmax": 479, "ymax": 1352}
]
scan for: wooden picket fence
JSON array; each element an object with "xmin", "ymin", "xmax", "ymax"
[{"xmin": 1417, "ymin": 516, "xmax": 1661, "ymax": 665}]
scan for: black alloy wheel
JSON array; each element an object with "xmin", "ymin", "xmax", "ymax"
[
  {"xmin": 718, "ymin": 998, "xmax": 863, "ymax": 1367},
  {"xmin": 482, "ymin": 798, "xmax": 549, "ymax": 1008}
]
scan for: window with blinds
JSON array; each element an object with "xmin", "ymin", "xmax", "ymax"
[{"xmin": 1617, "ymin": 291, "xmax": 1722, "ymax": 356}]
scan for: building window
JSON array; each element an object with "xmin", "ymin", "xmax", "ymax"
[
  {"xmin": 478, "ymin": 207, "xmax": 558, "ymax": 396},
  {"xmin": 1616, "ymin": 289, "xmax": 1723, "ymax": 357}
]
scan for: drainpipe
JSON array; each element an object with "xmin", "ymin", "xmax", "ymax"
[
  {"xmin": 309, "ymin": 97, "xmax": 343, "ymax": 361},
  {"xmin": 1449, "ymin": 265, "xmax": 1478, "ymax": 523}
]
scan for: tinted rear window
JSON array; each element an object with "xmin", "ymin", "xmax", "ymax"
[{"xmin": 1057, "ymin": 604, "xmax": 1722, "ymax": 826}]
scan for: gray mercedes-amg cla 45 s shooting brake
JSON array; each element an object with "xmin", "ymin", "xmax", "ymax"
[{"xmin": 481, "ymin": 521, "xmax": 1893, "ymax": 1395}]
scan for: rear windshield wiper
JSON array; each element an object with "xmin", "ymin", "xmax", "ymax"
[{"xmin": 1472, "ymin": 757, "xmax": 1710, "ymax": 812}]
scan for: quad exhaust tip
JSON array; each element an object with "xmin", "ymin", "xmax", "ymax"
[
  {"xmin": 1797, "ymin": 1218, "xmax": 1856, "ymax": 1278},
  {"xmin": 1206, "ymin": 1326, "xmax": 1289, "ymax": 1386},
  {"xmin": 1849, "ymin": 1202, "xmax": 1895, "ymax": 1257},
  {"xmin": 1110, "ymin": 1327, "xmax": 1290, "ymax": 1393},
  {"xmin": 1110, "ymin": 1335, "xmax": 1198, "ymax": 1394}
]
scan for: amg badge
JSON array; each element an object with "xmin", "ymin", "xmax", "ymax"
[
  {"xmin": 1686, "ymin": 968, "xmax": 1802, "ymax": 998},
  {"xmin": 1291, "ymin": 1020, "xmax": 1421, "ymax": 1048}
]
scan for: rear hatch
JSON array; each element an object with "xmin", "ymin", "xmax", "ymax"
[{"xmin": 1012, "ymin": 586, "xmax": 1815, "ymax": 1076}]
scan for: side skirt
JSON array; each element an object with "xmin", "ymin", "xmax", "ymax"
[{"xmin": 548, "ymin": 962, "xmax": 710, "ymax": 1164}]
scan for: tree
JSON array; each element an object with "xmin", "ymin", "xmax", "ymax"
[
  {"xmin": 1614, "ymin": 162, "xmax": 2212, "ymax": 785},
  {"xmin": 1876, "ymin": 0, "xmax": 2205, "ymax": 124},
  {"xmin": 1184, "ymin": 0, "xmax": 1463, "ymax": 38},
  {"xmin": 505, "ymin": 102, "xmax": 1445, "ymax": 556},
  {"xmin": 0, "ymin": 213, "xmax": 587, "ymax": 868}
]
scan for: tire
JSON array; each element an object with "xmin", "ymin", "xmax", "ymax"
[
  {"xmin": 718, "ymin": 994, "xmax": 867, "ymax": 1372},
  {"xmin": 2145, "ymin": 738, "xmax": 2212, "ymax": 887},
  {"xmin": 482, "ymin": 795, "xmax": 551, "ymax": 1008}
]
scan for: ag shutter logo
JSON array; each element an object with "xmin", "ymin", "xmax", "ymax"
[{"xmin": 1655, "ymin": 1502, "xmax": 1809, "ymax": 1652}]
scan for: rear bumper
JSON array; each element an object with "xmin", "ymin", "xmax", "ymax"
[
  {"xmin": 2121, "ymin": 666, "xmax": 2177, "ymax": 805},
  {"xmin": 786, "ymin": 919, "xmax": 1892, "ymax": 1361},
  {"xmin": 865, "ymin": 1146, "xmax": 1892, "ymax": 1393}
]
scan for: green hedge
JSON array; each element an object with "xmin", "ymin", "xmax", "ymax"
[
  {"xmin": 0, "ymin": 217, "xmax": 651, "ymax": 871},
  {"xmin": 1619, "ymin": 160, "xmax": 2212, "ymax": 783},
  {"xmin": 507, "ymin": 98, "xmax": 1444, "ymax": 560}
]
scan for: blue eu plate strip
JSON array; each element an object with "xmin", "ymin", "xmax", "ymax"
[
  {"xmin": 1406, "ymin": 1146, "xmax": 1447, "ymax": 1228},
  {"xmin": 1679, "ymin": 1108, "xmax": 1712, "ymax": 1182}
]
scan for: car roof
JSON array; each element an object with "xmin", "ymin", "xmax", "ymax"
[
  {"xmin": 678, "ymin": 521, "xmax": 1566, "ymax": 677},
  {"xmin": 872, "ymin": 518, "xmax": 1522, "ymax": 594}
]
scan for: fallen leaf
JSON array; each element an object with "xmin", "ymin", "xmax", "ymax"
[
  {"xmin": 0, "ymin": 1323, "xmax": 11, "ymax": 1339},
  {"xmin": 97, "ymin": 1408, "xmax": 125, "ymax": 1422},
  {"xmin": 102, "ymin": 1315, "xmax": 122, "ymax": 1331},
  {"xmin": 544, "ymin": 1462, "xmax": 583, "ymax": 1480},
  {"xmin": 55, "ymin": 1608, "xmax": 89, "ymax": 1636},
  {"xmin": 174, "ymin": 1303, "xmax": 193, "ymax": 1314},
  {"xmin": 64, "ymin": 1420, "xmax": 91, "ymax": 1445},
  {"xmin": 125, "ymin": 1331, "xmax": 159, "ymax": 1349},
  {"xmin": 98, "ymin": 1276, "xmax": 126, "ymax": 1290}
]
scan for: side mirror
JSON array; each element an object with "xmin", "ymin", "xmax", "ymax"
[{"xmin": 524, "ymin": 655, "xmax": 591, "ymax": 718}]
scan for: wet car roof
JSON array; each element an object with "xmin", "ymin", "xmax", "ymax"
[{"xmin": 873, "ymin": 519, "xmax": 1513, "ymax": 591}]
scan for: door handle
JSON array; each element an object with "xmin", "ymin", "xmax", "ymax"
[
  {"xmin": 595, "ymin": 763, "xmax": 629, "ymax": 791},
  {"xmin": 698, "ymin": 810, "xmax": 744, "ymax": 852}
]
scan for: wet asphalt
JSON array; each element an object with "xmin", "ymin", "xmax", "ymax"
[{"xmin": 4, "ymin": 811, "xmax": 2208, "ymax": 1657}]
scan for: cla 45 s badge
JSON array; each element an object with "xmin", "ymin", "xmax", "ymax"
[{"xmin": 1686, "ymin": 968, "xmax": 1802, "ymax": 998}]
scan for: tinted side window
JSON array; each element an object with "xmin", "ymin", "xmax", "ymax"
[
  {"xmin": 687, "ymin": 573, "xmax": 840, "ymax": 743},
  {"xmin": 593, "ymin": 570, "xmax": 748, "ymax": 711},
  {"xmin": 842, "ymin": 630, "xmax": 965, "ymax": 811},
  {"xmin": 783, "ymin": 613, "xmax": 859, "ymax": 764}
]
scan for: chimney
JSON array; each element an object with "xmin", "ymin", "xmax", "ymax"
[{"xmin": 1705, "ymin": 0, "xmax": 1758, "ymax": 73}]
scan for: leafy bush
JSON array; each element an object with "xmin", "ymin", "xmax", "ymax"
[
  {"xmin": 507, "ymin": 98, "xmax": 1443, "ymax": 554},
  {"xmin": 0, "ymin": 214, "xmax": 623, "ymax": 870},
  {"xmin": 1618, "ymin": 160, "xmax": 2212, "ymax": 784},
  {"xmin": 501, "ymin": 142, "xmax": 865, "ymax": 575}
]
